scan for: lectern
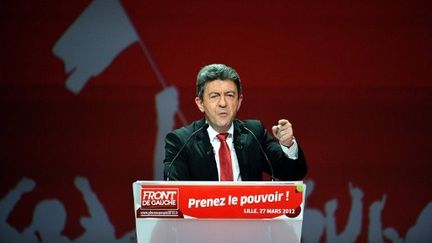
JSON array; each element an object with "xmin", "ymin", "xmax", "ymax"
[{"xmin": 132, "ymin": 181, "xmax": 306, "ymax": 243}]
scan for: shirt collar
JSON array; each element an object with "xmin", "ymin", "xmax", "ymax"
[{"xmin": 207, "ymin": 122, "xmax": 234, "ymax": 141}]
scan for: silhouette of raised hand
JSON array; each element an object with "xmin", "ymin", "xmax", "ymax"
[
  {"xmin": 370, "ymin": 195, "xmax": 386, "ymax": 214},
  {"xmin": 305, "ymin": 180, "xmax": 315, "ymax": 199},
  {"xmin": 17, "ymin": 177, "xmax": 36, "ymax": 194},
  {"xmin": 74, "ymin": 176, "xmax": 90, "ymax": 193},
  {"xmin": 325, "ymin": 199, "xmax": 338, "ymax": 215},
  {"xmin": 155, "ymin": 86, "xmax": 179, "ymax": 122},
  {"xmin": 349, "ymin": 182, "xmax": 364, "ymax": 200},
  {"xmin": 73, "ymin": 176, "xmax": 117, "ymax": 242}
]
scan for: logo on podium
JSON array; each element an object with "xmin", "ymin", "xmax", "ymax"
[{"xmin": 137, "ymin": 188, "xmax": 181, "ymax": 218}]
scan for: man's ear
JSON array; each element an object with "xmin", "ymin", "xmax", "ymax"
[
  {"xmin": 237, "ymin": 94, "xmax": 243, "ymax": 111},
  {"xmin": 195, "ymin": 97, "xmax": 205, "ymax": 112}
]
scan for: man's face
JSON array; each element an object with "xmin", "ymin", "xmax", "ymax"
[{"xmin": 195, "ymin": 79, "xmax": 243, "ymax": 133}]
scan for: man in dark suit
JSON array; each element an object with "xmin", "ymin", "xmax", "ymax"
[{"xmin": 164, "ymin": 64, "xmax": 307, "ymax": 181}]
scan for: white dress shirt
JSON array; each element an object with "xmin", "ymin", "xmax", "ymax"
[{"xmin": 207, "ymin": 123, "xmax": 299, "ymax": 181}]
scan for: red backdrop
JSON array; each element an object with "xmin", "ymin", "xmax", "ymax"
[{"xmin": 1, "ymin": 0, "xmax": 431, "ymax": 242}]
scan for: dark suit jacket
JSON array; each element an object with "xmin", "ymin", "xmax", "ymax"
[{"xmin": 164, "ymin": 119, "xmax": 307, "ymax": 181}]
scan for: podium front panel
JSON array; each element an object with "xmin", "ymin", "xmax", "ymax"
[{"xmin": 132, "ymin": 181, "xmax": 306, "ymax": 243}]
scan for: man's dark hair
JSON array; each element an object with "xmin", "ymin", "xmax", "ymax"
[{"xmin": 196, "ymin": 64, "xmax": 242, "ymax": 99}]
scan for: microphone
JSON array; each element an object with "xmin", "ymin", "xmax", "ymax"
[
  {"xmin": 166, "ymin": 123, "xmax": 209, "ymax": 181},
  {"xmin": 242, "ymin": 126, "xmax": 275, "ymax": 181}
]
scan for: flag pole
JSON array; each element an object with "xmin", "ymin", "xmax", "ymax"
[
  {"xmin": 137, "ymin": 39, "xmax": 188, "ymax": 126},
  {"xmin": 119, "ymin": 2, "xmax": 188, "ymax": 126}
]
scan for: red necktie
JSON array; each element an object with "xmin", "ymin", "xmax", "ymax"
[{"xmin": 217, "ymin": 133, "xmax": 233, "ymax": 181}]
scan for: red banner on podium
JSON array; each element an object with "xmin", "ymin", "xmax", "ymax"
[{"xmin": 136, "ymin": 183, "xmax": 304, "ymax": 219}]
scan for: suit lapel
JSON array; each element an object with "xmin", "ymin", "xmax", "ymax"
[
  {"xmin": 195, "ymin": 120, "xmax": 218, "ymax": 179},
  {"xmin": 234, "ymin": 120, "xmax": 249, "ymax": 179}
]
